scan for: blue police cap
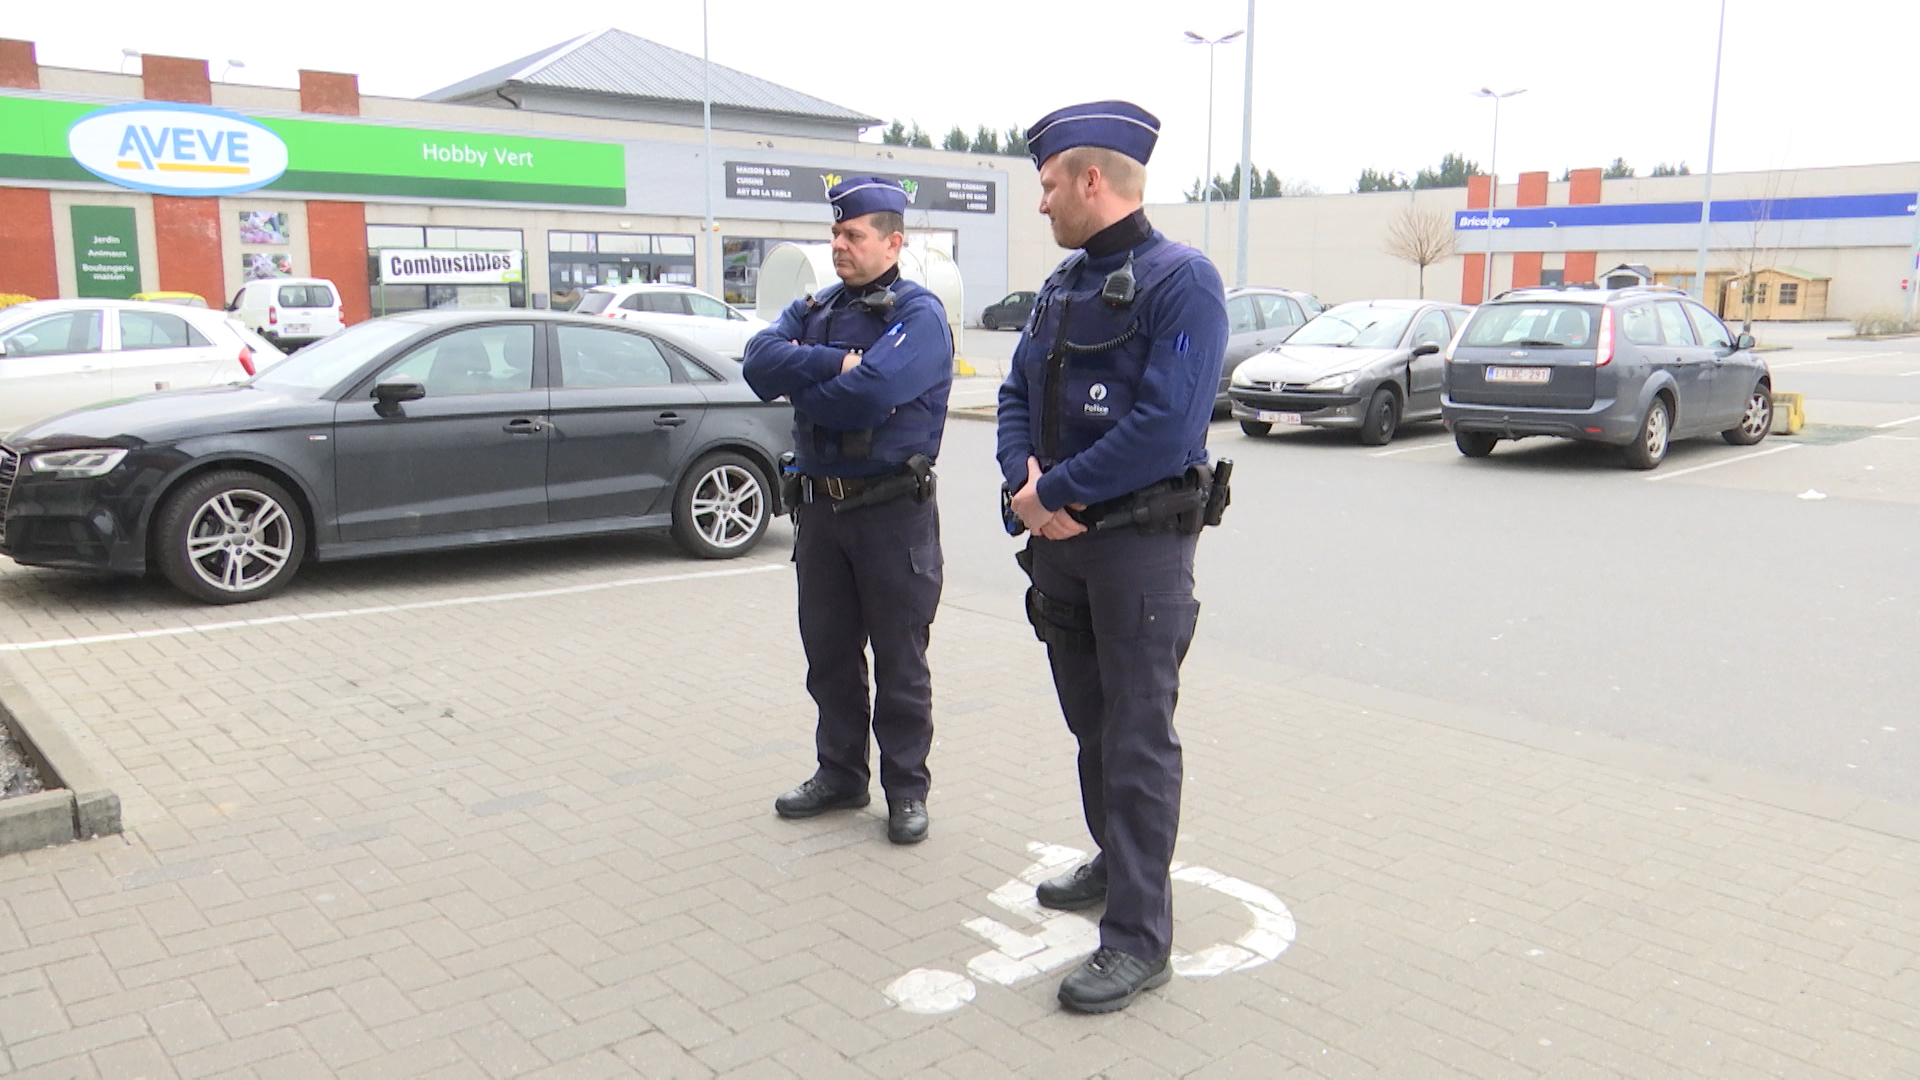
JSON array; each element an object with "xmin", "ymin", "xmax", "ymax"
[
  {"xmin": 1025, "ymin": 101, "xmax": 1161, "ymax": 168},
  {"xmin": 828, "ymin": 175, "xmax": 907, "ymax": 222}
]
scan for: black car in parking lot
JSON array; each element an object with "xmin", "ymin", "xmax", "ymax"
[
  {"xmin": 980, "ymin": 291, "xmax": 1035, "ymax": 331},
  {"xmin": 1442, "ymin": 285, "xmax": 1770, "ymax": 469},
  {"xmin": 0, "ymin": 311, "xmax": 794, "ymax": 604}
]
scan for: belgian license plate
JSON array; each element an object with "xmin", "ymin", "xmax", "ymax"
[
  {"xmin": 1485, "ymin": 365, "xmax": 1550, "ymax": 384},
  {"xmin": 1255, "ymin": 410, "xmax": 1302, "ymax": 425},
  {"xmin": 285, "ymin": 323, "xmax": 310, "ymax": 335}
]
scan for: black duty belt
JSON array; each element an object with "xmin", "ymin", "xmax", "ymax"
[
  {"xmin": 805, "ymin": 474, "xmax": 882, "ymax": 501},
  {"xmin": 800, "ymin": 455, "xmax": 935, "ymax": 513}
]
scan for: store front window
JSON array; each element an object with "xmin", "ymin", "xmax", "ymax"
[
  {"xmin": 548, "ymin": 232, "xmax": 696, "ymax": 311},
  {"xmin": 366, "ymin": 225, "xmax": 526, "ymax": 315}
]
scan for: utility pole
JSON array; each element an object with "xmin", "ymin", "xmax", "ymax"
[
  {"xmin": 1234, "ymin": 0, "xmax": 1256, "ymax": 287},
  {"xmin": 1692, "ymin": 0, "xmax": 1726, "ymax": 304}
]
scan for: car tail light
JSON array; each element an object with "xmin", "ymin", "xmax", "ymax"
[
  {"xmin": 237, "ymin": 346, "xmax": 255, "ymax": 377},
  {"xmin": 268, "ymin": 306, "xmax": 278, "ymax": 326},
  {"xmin": 1596, "ymin": 307, "xmax": 1614, "ymax": 366}
]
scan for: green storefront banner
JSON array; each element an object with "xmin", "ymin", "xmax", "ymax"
[
  {"xmin": 0, "ymin": 94, "xmax": 626, "ymax": 206},
  {"xmin": 70, "ymin": 205, "xmax": 142, "ymax": 298}
]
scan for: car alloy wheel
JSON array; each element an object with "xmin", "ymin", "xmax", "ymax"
[
  {"xmin": 1625, "ymin": 398, "xmax": 1672, "ymax": 470},
  {"xmin": 155, "ymin": 470, "xmax": 306, "ymax": 604},
  {"xmin": 671, "ymin": 452, "xmax": 770, "ymax": 559},
  {"xmin": 1723, "ymin": 385, "xmax": 1773, "ymax": 445},
  {"xmin": 187, "ymin": 490, "xmax": 295, "ymax": 593}
]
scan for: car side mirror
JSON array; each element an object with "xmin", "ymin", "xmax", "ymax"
[
  {"xmin": 1734, "ymin": 332, "xmax": 1755, "ymax": 350},
  {"xmin": 1411, "ymin": 342, "xmax": 1441, "ymax": 357},
  {"xmin": 373, "ymin": 376, "xmax": 427, "ymax": 405}
]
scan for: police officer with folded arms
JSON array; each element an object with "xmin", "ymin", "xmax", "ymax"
[
  {"xmin": 997, "ymin": 102, "xmax": 1231, "ymax": 1013},
  {"xmin": 743, "ymin": 176, "xmax": 953, "ymax": 846}
]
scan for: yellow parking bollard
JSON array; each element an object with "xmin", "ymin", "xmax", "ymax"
[
  {"xmin": 954, "ymin": 356, "xmax": 977, "ymax": 377},
  {"xmin": 1772, "ymin": 391, "xmax": 1804, "ymax": 435}
]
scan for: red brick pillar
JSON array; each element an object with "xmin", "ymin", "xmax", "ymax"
[
  {"xmin": 1510, "ymin": 171, "xmax": 1548, "ymax": 289},
  {"xmin": 0, "ymin": 189, "xmax": 58, "ymax": 299},
  {"xmin": 1564, "ymin": 168, "xmax": 1603, "ymax": 286},
  {"xmin": 308, "ymin": 202, "xmax": 370, "ymax": 325},
  {"xmin": 140, "ymin": 56, "xmax": 225, "ymax": 303},
  {"xmin": 1460, "ymin": 174, "xmax": 1493, "ymax": 304},
  {"xmin": 0, "ymin": 38, "xmax": 40, "ymax": 88},
  {"xmin": 0, "ymin": 40, "xmax": 58, "ymax": 299},
  {"xmin": 152, "ymin": 197, "xmax": 225, "ymax": 305},
  {"xmin": 299, "ymin": 69, "xmax": 368, "ymax": 324}
]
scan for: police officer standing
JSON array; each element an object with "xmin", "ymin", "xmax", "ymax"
[
  {"xmin": 997, "ymin": 102, "xmax": 1229, "ymax": 1012},
  {"xmin": 743, "ymin": 176, "xmax": 953, "ymax": 845}
]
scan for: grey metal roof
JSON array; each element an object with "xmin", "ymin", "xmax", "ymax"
[{"xmin": 422, "ymin": 28, "xmax": 881, "ymax": 127}]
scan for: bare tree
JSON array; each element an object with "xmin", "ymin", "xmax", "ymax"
[
  {"xmin": 1384, "ymin": 205, "xmax": 1458, "ymax": 299},
  {"xmin": 1725, "ymin": 171, "xmax": 1792, "ymax": 329}
]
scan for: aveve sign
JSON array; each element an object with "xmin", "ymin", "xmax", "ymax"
[{"xmin": 68, "ymin": 103, "xmax": 288, "ymax": 196}]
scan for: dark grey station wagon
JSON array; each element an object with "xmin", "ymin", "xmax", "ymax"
[
  {"xmin": 1442, "ymin": 285, "xmax": 1771, "ymax": 469},
  {"xmin": 0, "ymin": 311, "xmax": 793, "ymax": 604}
]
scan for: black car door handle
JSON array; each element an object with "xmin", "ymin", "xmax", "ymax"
[
  {"xmin": 504, "ymin": 418, "xmax": 543, "ymax": 434},
  {"xmin": 655, "ymin": 413, "xmax": 688, "ymax": 428}
]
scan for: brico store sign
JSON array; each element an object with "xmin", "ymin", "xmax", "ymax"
[{"xmin": 68, "ymin": 103, "xmax": 288, "ymax": 196}]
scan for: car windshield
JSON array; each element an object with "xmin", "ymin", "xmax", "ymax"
[
  {"xmin": 573, "ymin": 291, "xmax": 616, "ymax": 314},
  {"xmin": 1462, "ymin": 303, "xmax": 1599, "ymax": 348},
  {"xmin": 1287, "ymin": 307, "xmax": 1413, "ymax": 348},
  {"xmin": 250, "ymin": 319, "xmax": 425, "ymax": 393}
]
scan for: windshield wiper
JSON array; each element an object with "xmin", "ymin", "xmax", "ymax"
[{"xmin": 1509, "ymin": 339, "xmax": 1568, "ymax": 347}]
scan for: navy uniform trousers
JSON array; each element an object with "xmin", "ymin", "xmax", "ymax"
[
  {"xmin": 794, "ymin": 491, "xmax": 943, "ymax": 800},
  {"xmin": 1028, "ymin": 525, "xmax": 1200, "ymax": 962}
]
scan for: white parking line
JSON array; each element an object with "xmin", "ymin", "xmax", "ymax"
[
  {"xmin": 0, "ymin": 563, "xmax": 788, "ymax": 654},
  {"xmin": 1770, "ymin": 352, "xmax": 1900, "ymax": 370},
  {"xmin": 1645, "ymin": 442, "xmax": 1803, "ymax": 482},
  {"xmin": 1876, "ymin": 413, "xmax": 1920, "ymax": 429},
  {"xmin": 1369, "ymin": 439, "xmax": 1455, "ymax": 458}
]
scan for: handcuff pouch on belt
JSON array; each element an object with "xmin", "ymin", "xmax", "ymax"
[{"xmin": 1013, "ymin": 545, "xmax": 1096, "ymax": 653}]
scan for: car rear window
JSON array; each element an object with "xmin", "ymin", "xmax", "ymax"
[
  {"xmin": 1461, "ymin": 304, "xmax": 1598, "ymax": 348},
  {"xmin": 277, "ymin": 285, "xmax": 335, "ymax": 309},
  {"xmin": 573, "ymin": 290, "xmax": 616, "ymax": 314}
]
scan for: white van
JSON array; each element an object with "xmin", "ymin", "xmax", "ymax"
[{"xmin": 227, "ymin": 278, "xmax": 344, "ymax": 348}]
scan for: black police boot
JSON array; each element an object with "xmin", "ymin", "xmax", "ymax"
[
  {"xmin": 887, "ymin": 798, "xmax": 928, "ymax": 845},
  {"xmin": 1035, "ymin": 859, "xmax": 1107, "ymax": 910},
  {"xmin": 774, "ymin": 776, "xmax": 870, "ymax": 819},
  {"xmin": 1058, "ymin": 947, "xmax": 1171, "ymax": 1014}
]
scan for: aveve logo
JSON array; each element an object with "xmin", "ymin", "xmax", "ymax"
[{"xmin": 68, "ymin": 103, "xmax": 288, "ymax": 196}]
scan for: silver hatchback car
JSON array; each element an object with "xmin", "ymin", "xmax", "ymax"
[{"xmin": 1228, "ymin": 299, "xmax": 1471, "ymax": 445}]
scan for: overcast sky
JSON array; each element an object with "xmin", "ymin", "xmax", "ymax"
[{"xmin": 12, "ymin": 0, "xmax": 1919, "ymax": 203}]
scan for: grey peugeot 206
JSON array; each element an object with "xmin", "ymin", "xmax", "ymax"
[
  {"xmin": 0, "ymin": 310, "xmax": 793, "ymax": 604},
  {"xmin": 1228, "ymin": 299, "xmax": 1472, "ymax": 445}
]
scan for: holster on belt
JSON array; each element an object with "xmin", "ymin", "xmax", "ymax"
[
  {"xmin": 1013, "ymin": 544, "xmax": 1094, "ymax": 653},
  {"xmin": 826, "ymin": 454, "xmax": 935, "ymax": 513}
]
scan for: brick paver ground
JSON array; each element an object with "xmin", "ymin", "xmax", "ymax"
[{"xmin": 0, "ymin": 540, "xmax": 1916, "ymax": 1078}]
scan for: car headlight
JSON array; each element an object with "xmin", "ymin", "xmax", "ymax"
[
  {"xmin": 28, "ymin": 449, "xmax": 128, "ymax": 479},
  {"xmin": 1306, "ymin": 370, "xmax": 1361, "ymax": 391}
]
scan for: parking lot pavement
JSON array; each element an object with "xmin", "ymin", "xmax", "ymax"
[{"xmin": 2, "ymin": 546, "xmax": 1918, "ymax": 1077}]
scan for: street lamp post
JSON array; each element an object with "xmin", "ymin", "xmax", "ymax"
[
  {"xmin": 220, "ymin": 59, "xmax": 246, "ymax": 83},
  {"xmin": 701, "ymin": 0, "xmax": 718, "ymax": 297},
  {"xmin": 1473, "ymin": 87, "xmax": 1525, "ymax": 302},
  {"xmin": 1692, "ymin": 0, "xmax": 1727, "ymax": 304},
  {"xmin": 1185, "ymin": 29, "xmax": 1244, "ymax": 261},
  {"xmin": 1234, "ymin": 0, "xmax": 1257, "ymax": 288},
  {"xmin": 119, "ymin": 49, "xmax": 140, "ymax": 73}
]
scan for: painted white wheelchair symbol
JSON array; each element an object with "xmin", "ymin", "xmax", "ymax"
[{"xmin": 884, "ymin": 841, "xmax": 1297, "ymax": 1014}]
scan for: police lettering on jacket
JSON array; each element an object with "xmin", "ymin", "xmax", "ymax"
[
  {"xmin": 743, "ymin": 278, "xmax": 954, "ymax": 478},
  {"xmin": 996, "ymin": 232, "xmax": 1229, "ymax": 510}
]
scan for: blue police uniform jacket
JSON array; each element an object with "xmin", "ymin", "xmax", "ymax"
[
  {"xmin": 996, "ymin": 219, "xmax": 1228, "ymax": 509},
  {"xmin": 743, "ymin": 274, "xmax": 953, "ymax": 478}
]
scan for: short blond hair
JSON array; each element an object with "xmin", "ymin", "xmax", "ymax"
[{"xmin": 1057, "ymin": 146, "xmax": 1146, "ymax": 201}]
